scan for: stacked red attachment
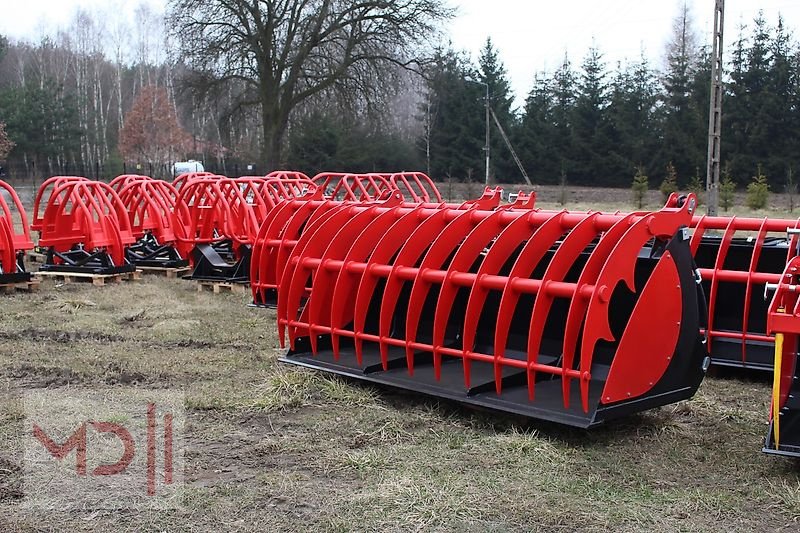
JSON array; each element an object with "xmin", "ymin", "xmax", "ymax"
[
  {"xmin": 311, "ymin": 172, "xmax": 442, "ymax": 203},
  {"xmin": 250, "ymin": 185, "xmax": 506, "ymax": 307},
  {"xmin": 33, "ymin": 177, "xmax": 136, "ymax": 275},
  {"xmin": 275, "ymin": 194, "xmax": 708, "ymax": 427},
  {"xmin": 178, "ymin": 173, "xmax": 319, "ymax": 282},
  {"xmin": 0, "ymin": 180, "xmax": 34, "ymax": 284},
  {"xmin": 111, "ymin": 175, "xmax": 189, "ymax": 269},
  {"xmin": 764, "ymin": 256, "xmax": 800, "ymax": 457}
]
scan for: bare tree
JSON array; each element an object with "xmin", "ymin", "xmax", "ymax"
[{"xmin": 168, "ymin": 0, "xmax": 452, "ymax": 168}]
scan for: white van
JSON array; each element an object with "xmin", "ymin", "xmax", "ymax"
[{"xmin": 172, "ymin": 160, "xmax": 204, "ymax": 176}]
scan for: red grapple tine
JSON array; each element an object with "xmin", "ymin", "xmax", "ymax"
[
  {"xmin": 525, "ymin": 213, "xmax": 601, "ymax": 401},
  {"xmin": 493, "ymin": 212, "xmax": 568, "ymax": 384},
  {"xmin": 352, "ymin": 209, "xmax": 433, "ymax": 367},
  {"xmin": 561, "ymin": 214, "xmax": 636, "ymax": 407},
  {"xmin": 32, "ymin": 176, "xmax": 87, "ymax": 232},
  {"xmin": 0, "ymin": 180, "xmax": 34, "ymax": 253},
  {"xmin": 275, "ymin": 201, "xmax": 339, "ymax": 296},
  {"xmin": 308, "ymin": 206, "xmax": 384, "ymax": 358},
  {"xmin": 0, "ymin": 217, "xmax": 16, "ymax": 272},
  {"xmin": 688, "ymin": 214, "xmax": 707, "ymax": 256},
  {"xmin": 581, "ymin": 204, "xmax": 692, "ymax": 413},
  {"xmin": 253, "ymin": 199, "xmax": 316, "ymax": 301},
  {"xmin": 278, "ymin": 205, "xmax": 351, "ymax": 349},
  {"xmin": 274, "ymin": 201, "xmax": 339, "ymax": 344},
  {"xmin": 705, "ymin": 216, "xmax": 737, "ymax": 355},
  {"xmin": 741, "ymin": 218, "xmax": 769, "ymax": 363},
  {"xmin": 422, "ymin": 211, "xmax": 506, "ymax": 383},
  {"xmin": 461, "ymin": 214, "xmax": 535, "ymax": 394},
  {"xmin": 329, "ymin": 207, "xmax": 409, "ymax": 361},
  {"xmin": 359, "ymin": 210, "xmax": 450, "ymax": 370},
  {"xmin": 380, "ymin": 210, "xmax": 474, "ymax": 373},
  {"xmin": 405, "ymin": 210, "xmax": 501, "ymax": 383},
  {"xmin": 251, "ymin": 199, "xmax": 293, "ymax": 302}
]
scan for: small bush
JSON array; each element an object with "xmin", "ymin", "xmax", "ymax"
[
  {"xmin": 719, "ymin": 165, "xmax": 736, "ymax": 212},
  {"xmin": 631, "ymin": 166, "xmax": 648, "ymax": 209},
  {"xmin": 746, "ymin": 166, "xmax": 770, "ymax": 210},
  {"xmin": 659, "ymin": 162, "xmax": 678, "ymax": 202},
  {"xmin": 687, "ymin": 168, "xmax": 705, "ymax": 205}
]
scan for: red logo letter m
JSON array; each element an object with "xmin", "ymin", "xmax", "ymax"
[{"xmin": 33, "ymin": 423, "xmax": 87, "ymax": 476}]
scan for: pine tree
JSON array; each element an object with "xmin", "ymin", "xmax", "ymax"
[
  {"xmin": 518, "ymin": 73, "xmax": 557, "ymax": 184},
  {"xmin": 631, "ymin": 166, "xmax": 649, "ymax": 209},
  {"xmin": 550, "ymin": 54, "xmax": 576, "ymax": 183},
  {"xmin": 420, "ymin": 47, "xmax": 484, "ymax": 180},
  {"xmin": 572, "ymin": 45, "xmax": 614, "ymax": 185},
  {"xmin": 660, "ymin": 162, "xmax": 678, "ymax": 202},
  {"xmin": 0, "ymin": 121, "xmax": 14, "ymax": 161},
  {"xmin": 719, "ymin": 164, "xmax": 736, "ymax": 211},
  {"xmin": 661, "ymin": 2, "xmax": 703, "ymax": 181},
  {"xmin": 607, "ymin": 54, "xmax": 660, "ymax": 181},
  {"xmin": 746, "ymin": 164, "xmax": 770, "ymax": 209}
]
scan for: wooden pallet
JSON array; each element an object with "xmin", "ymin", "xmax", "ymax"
[
  {"xmin": 137, "ymin": 266, "xmax": 192, "ymax": 279},
  {"xmin": 194, "ymin": 280, "xmax": 249, "ymax": 295},
  {"xmin": 0, "ymin": 279, "xmax": 41, "ymax": 294},
  {"xmin": 35, "ymin": 270, "xmax": 143, "ymax": 286}
]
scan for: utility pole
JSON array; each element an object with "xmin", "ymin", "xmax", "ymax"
[
  {"xmin": 469, "ymin": 79, "xmax": 530, "ymax": 185},
  {"xmin": 483, "ymin": 81, "xmax": 490, "ymax": 186},
  {"xmin": 706, "ymin": 0, "xmax": 724, "ymax": 216}
]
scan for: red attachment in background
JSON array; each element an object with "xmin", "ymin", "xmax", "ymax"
[
  {"xmin": 35, "ymin": 179, "xmax": 135, "ymax": 265},
  {"xmin": 764, "ymin": 256, "xmax": 800, "ymax": 456},
  {"xmin": 174, "ymin": 175, "xmax": 321, "ymax": 263},
  {"xmin": 114, "ymin": 176, "xmax": 187, "ymax": 246},
  {"xmin": 390, "ymin": 172, "xmax": 443, "ymax": 203},
  {"xmin": 172, "ymin": 172, "xmax": 216, "ymax": 193},
  {"xmin": 0, "ymin": 180, "xmax": 35, "ymax": 274},
  {"xmin": 249, "ymin": 187, "xmax": 503, "ymax": 306},
  {"xmin": 766, "ymin": 256, "xmax": 800, "ymax": 412},
  {"xmin": 109, "ymin": 174, "xmax": 151, "ymax": 192},
  {"xmin": 689, "ymin": 214, "xmax": 800, "ymax": 367},
  {"xmin": 266, "ymin": 170, "xmax": 311, "ymax": 181},
  {"xmin": 31, "ymin": 176, "xmax": 88, "ymax": 233},
  {"xmin": 312, "ymin": 173, "xmax": 393, "ymax": 201}
]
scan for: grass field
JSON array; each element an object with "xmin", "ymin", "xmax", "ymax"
[{"xmin": 0, "ymin": 183, "xmax": 798, "ymax": 531}]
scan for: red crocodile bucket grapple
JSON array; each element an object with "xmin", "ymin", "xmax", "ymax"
[
  {"xmin": 275, "ymin": 194, "xmax": 709, "ymax": 427},
  {"xmin": 112, "ymin": 175, "xmax": 190, "ymax": 269},
  {"xmin": 34, "ymin": 178, "xmax": 136, "ymax": 275}
]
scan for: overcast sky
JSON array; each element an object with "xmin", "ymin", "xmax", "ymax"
[{"xmin": 1, "ymin": 0, "xmax": 799, "ymax": 107}]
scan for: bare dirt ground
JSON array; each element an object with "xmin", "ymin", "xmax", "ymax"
[{"xmin": 0, "ymin": 183, "xmax": 798, "ymax": 531}]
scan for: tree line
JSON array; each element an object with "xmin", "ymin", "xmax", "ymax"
[{"xmin": 0, "ymin": 2, "xmax": 798, "ymax": 192}]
